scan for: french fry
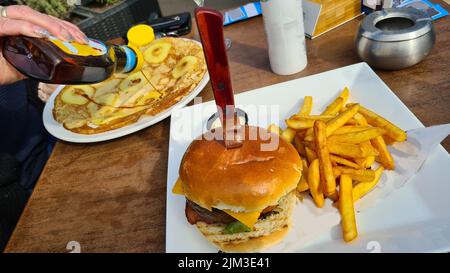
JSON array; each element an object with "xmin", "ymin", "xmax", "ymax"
[
  {"xmin": 302, "ymin": 140, "xmax": 315, "ymax": 150},
  {"xmin": 303, "ymin": 104, "xmax": 361, "ymax": 141},
  {"xmin": 297, "ymin": 179, "xmax": 309, "ymax": 192},
  {"xmin": 322, "ymin": 97, "xmax": 344, "ymax": 115},
  {"xmin": 302, "ymin": 159, "xmax": 308, "ymax": 170},
  {"xmin": 304, "ymin": 136, "xmax": 313, "ymax": 142},
  {"xmin": 355, "ymin": 161, "xmax": 370, "ymax": 169},
  {"xmin": 307, "ymin": 159, "xmax": 324, "ymax": 208},
  {"xmin": 383, "ymin": 135, "xmax": 396, "ymax": 145},
  {"xmin": 296, "ymin": 129, "xmax": 307, "ymax": 139},
  {"xmin": 352, "ymin": 166, "xmax": 384, "ymax": 202},
  {"xmin": 314, "ymin": 120, "xmax": 337, "ymax": 200},
  {"xmin": 352, "ymin": 113, "xmax": 376, "ymax": 168},
  {"xmin": 297, "ymin": 175, "xmax": 309, "ymax": 192},
  {"xmin": 304, "ymin": 125, "xmax": 372, "ymax": 141},
  {"xmin": 339, "ymin": 87, "xmax": 350, "ymax": 105},
  {"xmin": 293, "ymin": 135, "xmax": 306, "ymax": 156},
  {"xmin": 354, "ymin": 142, "xmax": 376, "ymax": 168},
  {"xmin": 286, "ymin": 119, "xmax": 315, "ymax": 130},
  {"xmin": 326, "ymin": 104, "xmax": 360, "ymax": 136},
  {"xmin": 353, "ymin": 113, "xmax": 368, "ymax": 126},
  {"xmin": 321, "ymin": 87, "xmax": 350, "ymax": 115},
  {"xmin": 360, "ymin": 142, "xmax": 379, "ymax": 157},
  {"xmin": 305, "ymin": 146, "xmax": 317, "ymax": 164},
  {"xmin": 327, "ymin": 128, "xmax": 384, "ymax": 144},
  {"xmin": 268, "ymin": 123, "xmax": 282, "ymax": 135},
  {"xmin": 332, "ymin": 125, "xmax": 371, "ymax": 135},
  {"xmin": 339, "ymin": 174, "xmax": 358, "ymax": 242},
  {"xmin": 303, "ymin": 130, "xmax": 314, "ymax": 142},
  {"xmin": 371, "ymin": 136, "xmax": 395, "ymax": 170},
  {"xmin": 334, "ymin": 166, "xmax": 376, "ymax": 182},
  {"xmin": 348, "ymin": 103, "xmax": 407, "ymax": 142},
  {"xmin": 333, "ymin": 167, "xmax": 341, "ymax": 179},
  {"xmin": 329, "ymin": 87, "xmax": 351, "ymax": 113},
  {"xmin": 330, "ymin": 154, "xmax": 361, "ymax": 169},
  {"xmin": 291, "ymin": 114, "xmax": 335, "ymax": 120},
  {"xmin": 297, "ymin": 160, "xmax": 310, "ymax": 192},
  {"xmin": 281, "ymin": 127, "xmax": 296, "ymax": 143},
  {"xmin": 365, "ymin": 155, "xmax": 376, "ymax": 167},
  {"xmin": 298, "ymin": 96, "xmax": 313, "ymax": 115},
  {"xmin": 345, "ymin": 118, "xmax": 358, "ymax": 125},
  {"xmin": 328, "ymin": 142, "xmax": 378, "ymax": 158}
]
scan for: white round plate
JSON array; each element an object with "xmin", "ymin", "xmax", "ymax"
[{"xmin": 43, "ymin": 40, "xmax": 209, "ymax": 143}]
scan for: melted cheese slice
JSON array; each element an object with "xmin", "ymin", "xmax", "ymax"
[
  {"xmin": 223, "ymin": 210, "xmax": 261, "ymax": 228},
  {"xmin": 172, "ymin": 177, "xmax": 185, "ymax": 195},
  {"xmin": 172, "ymin": 177, "xmax": 262, "ymax": 228}
]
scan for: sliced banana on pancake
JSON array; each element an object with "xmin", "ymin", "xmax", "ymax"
[
  {"xmin": 137, "ymin": 90, "xmax": 161, "ymax": 105},
  {"xmin": 87, "ymin": 101, "xmax": 98, "ymax": 113},
  {"xmin": 95, "ymin": 93, "xmax": 120, "ymax": 107},
  {"xmin": 172, "ymin": 56, "xmax": 198, "ymax": 79},
  {"xmin": 144, "ymin": 41, "xmax": 172, "ymax": 64},
  {"xmin": 93, "ymin": 78, "xmax": 122, "ymax": 98},
  {"xmin": 119, "ymin": 71, "xmax": 147, "ymax": 93},
  {"xmin": 89, "ymin": 105, "xmax": 145, "ymax": 126},
  {"xmin": 90, "ymin": 105, "xmax": 118, "ymax": 125},
  {"xmin": 61, "ymin": 85, "xmax": 95, "ymax": 105},
  {"xmin": 65, "ymin": 119, "xmax": 87, "ymax": 129}
]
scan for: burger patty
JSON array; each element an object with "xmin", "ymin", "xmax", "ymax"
[
  {"xmin": 186, "ymin": 200, "xmax": 235, "ymax": 224},
  {"xmin": 185, "ymin": 199, "xmax": 276, "ymax": 225}
]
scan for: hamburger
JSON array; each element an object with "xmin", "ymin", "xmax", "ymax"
[{"xmin": 172, "ymin": 125, "xmax": 302, "ymax": 252}]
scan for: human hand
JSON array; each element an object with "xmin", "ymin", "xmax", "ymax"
[
  {"xmin": 0, "ymin": 5, "xmax": 89, "ymax": 85},
  {"xmin": 38, "ymin": 83, "xmax": 59, "ymax": 102}
]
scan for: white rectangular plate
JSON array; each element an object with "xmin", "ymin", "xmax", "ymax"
[{"xmin": 165, "ymin": 63, "xmax": 450, "ymax": 253}]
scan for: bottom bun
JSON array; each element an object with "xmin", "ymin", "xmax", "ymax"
[
  {"xmin": 217, "ymin": 225, "xmax": 289, "ymax": 253},
  {"xmin": 195, "ymin": 192, "xmax": 296, "ymax": 253}
]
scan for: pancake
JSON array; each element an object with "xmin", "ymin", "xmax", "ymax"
[{"xmin": 53, "ymin": 37, "xmax": 207, "ymax": 134}]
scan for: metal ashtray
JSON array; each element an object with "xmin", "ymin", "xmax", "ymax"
[{"xmin": 356, "ymin": 8, "xmax": 435, "ymax": 70}]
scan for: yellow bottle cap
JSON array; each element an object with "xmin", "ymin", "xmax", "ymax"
[
  {"xmin": 127, "ymin": 24, "xmax": 155, "ymax": 47},
  {"xmin": 127, "ymin": 44, "xmax": 145, "ymax": 73}
]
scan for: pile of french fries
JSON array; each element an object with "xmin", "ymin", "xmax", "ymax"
[{"xmin": 269, "ymin": 87, "xmax": 407, "ymax": 242}]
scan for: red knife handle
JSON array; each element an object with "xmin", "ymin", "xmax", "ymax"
[{"xmin": 195, "ymin": 8, "xmax": 235, "ymax": 121}]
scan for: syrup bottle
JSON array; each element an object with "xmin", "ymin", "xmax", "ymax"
[{"xmin": 2, "ymin": 34, "xmax": 146, "ymax": 85}]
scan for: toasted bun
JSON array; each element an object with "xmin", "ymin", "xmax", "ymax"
[
  {"xmin": 218, "ymin": 226, "xmax": 289, "ymax": 253},
  {"xmin": 196, "ymin": 192, "xmax": 295, "ymax": 252},
  {"xmin": 179, "ymin": 125, "xmax": 302, "ymax": 212}
]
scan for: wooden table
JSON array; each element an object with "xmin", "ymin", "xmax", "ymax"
[{"xmin": 6, "ymin": 4, "xmax": 450, "ymax": 252}]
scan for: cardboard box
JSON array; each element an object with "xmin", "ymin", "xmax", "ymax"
[{"xmin": 303, "ymin": 0, "xmax": 363, "ymax": 39}]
